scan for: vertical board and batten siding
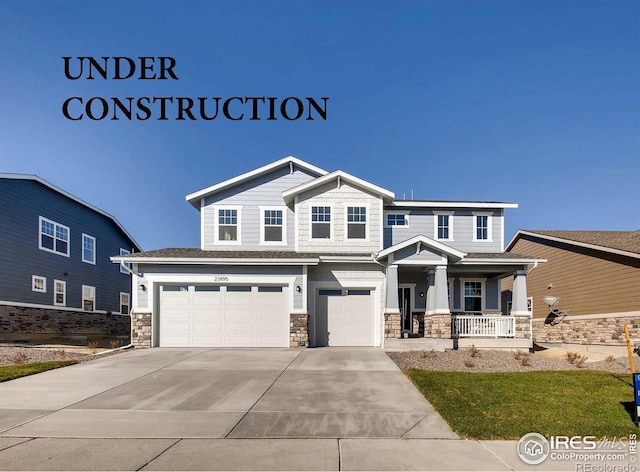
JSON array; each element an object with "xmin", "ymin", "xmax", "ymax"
[
  {"xmin": 296, "ymin": 181, "xmax": 382, "ymax": 253},
  {"xmin": 502, "ymin": 236, "xmax": 640, "ymax": 319},
  {"xmin": 139, "ymin": 264, "xmax": 305, "ymax": 310},
  {"xmin": 201, "ymin": 166, "xmax": 319, "ymax": 250},
  {"xmin": 0, "ymin": 179, "xmax": 135, "ymax": 312},
  {"xmin": 383, "ymin": 209, "xmax": 504, "ymax": 253}
]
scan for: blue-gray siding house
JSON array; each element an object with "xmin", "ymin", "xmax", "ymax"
[
  {"xmin": 114, "ymin": 156, "xmax": 544, "ymax": 350},
  {"xmin": 0, "ymin": 174, "xmax": 141, "ymax": 320}
]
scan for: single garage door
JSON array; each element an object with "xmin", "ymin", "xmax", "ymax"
[
  {"xmin": 315, "ymin": 288, "xmax": 374, "ymax": 346},
  {"xmin": 159, "ymin": 284, "xmax": 289, "ymax": 347}
]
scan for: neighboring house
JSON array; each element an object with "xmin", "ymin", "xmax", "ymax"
[
  {"xmin": 114, "ymin": 156, "xmax": 542, "ymax": 349},
  {"xmin": 503, "ymin": 230, "xmax": 640, "ymax": 345},
  {"xmin": 0, "ymin": 174, "xmax": 142, "ymax": 343}
]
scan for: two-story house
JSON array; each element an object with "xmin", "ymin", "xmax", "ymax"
[
  {"xmin": 114, "ymin": 156, "xmax": 542, "ymax": 349},
  {"xmin": 0, "ymin": 174, "xmax": 141, "ymax": 344}
]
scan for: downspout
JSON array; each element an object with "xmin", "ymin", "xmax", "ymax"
[
  {"xmin": 526, "ymin": 261, "xmax": 539, "ymax": 348},
  {"xmin": 373, "ymin": 255, "xmax": 388, "ymax": 348}
]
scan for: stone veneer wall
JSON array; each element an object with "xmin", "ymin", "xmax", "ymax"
[
  {"xmin": 0, "ymin": 304, "xmax": 130, "ymax": 341},
  {"xmin": 423, "ymin": 314, "xmax": 451, "ymax": 339},
  {"xmin": 533, "ymin": 315, "xmax": 640, "ymax": 345},
  {"xmin": 384, "ymin": 312, "xmax": 401, "ymax": 338},
  {"xmin": 131, "ymin": 311, "xmax": 152, "ymax": 348},
  {"xmin": 515, "ymin": 315, "xmax": 531, "ymax": 339},
  {"xmin": 290, "ymin": 313, "xmax": 309, "ymax": 348}
]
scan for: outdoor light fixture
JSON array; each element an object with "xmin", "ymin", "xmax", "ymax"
[
  {"xmin": 419, "ymin": 292, "xmax": 424, "ymax": 297},
  {"xmin": 139, "ymin": 284, "xmax": 146, "ymax": 292},
  {"xmin": 296, "ymin": 285, "xmax": 302, "ymax": 293}
]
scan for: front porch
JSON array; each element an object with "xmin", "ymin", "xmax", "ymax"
[{"xmin": 377, "ymin": 235, "xmax": 538, "ymax": 350}]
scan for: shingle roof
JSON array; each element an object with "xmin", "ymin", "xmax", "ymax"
[
  {"xmin": 121, "ymin": 248, "xmax": 374, "ymax": 259},
  {"xmin": 520, "ymin": 230, "xmax": 640, "ymax": 256}
]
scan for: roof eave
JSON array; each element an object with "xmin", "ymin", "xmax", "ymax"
[
  {"xmin": 507, "ymin": 230, "xmax": 640, "ymax": 260},
  {"xmin": 110, "ymin": 256, "xmax": 320, "ymax": 265},
  {"xmin": 185, "ymin": 156, "xmax": 328, "ymax": 207},
  {"xmin": 390, "ymin": 201, "xmax": 519, "ymax": 209},
  {"xmin": 1, "ymin": 173, "xmax": 142, "ymax": 251}
]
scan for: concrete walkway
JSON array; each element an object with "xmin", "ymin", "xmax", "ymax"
[{"xmin": 0, "ymin": 348, "xmax": 632, "ymax": 470}]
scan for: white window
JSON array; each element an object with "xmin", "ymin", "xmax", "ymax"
[
  {"xmin": 463, "ymin": 281, "xmax": 483, "ymax": 312},
  {"xmin": 54, "ymin": 279, "xmax": 66, "ymax": 306},
  {"xmin": 473, "ymin": 212, "xmax": 492, "ymax": 241},
  {"xmin": 260, "ymin": 207, "xmax": 286, "ymax": 244},
  {"xmin": 385, "ymin": 213, "xmax": 408, "ymax": 227},
  {"xmin": 214, "ymin": 206, "xmax": 242, "ymax": 243},
  {"xmin": 506, "ymin": 297, "xmax": 533, "ymax": 315},
  {"xmin": 346, "ymin": 206, "xmax": 367, "ymax": 239},
  {"xmin": 39, "ymin": 216, "xmax": 70, "ymax": 257},
  {"xmin": 82, "ymin": 285, "xmax": 96, "ymax": 311},
  {"xmin": 120, "ymin": 292, "xmax": 130, "ymax": 315},
  {"xmin": 82, "ymin": 234, "xmax": 96, "ymax": 264},
  {"xmin": 311, "ymin": 206, "xmax": 331, "ymax": 239},
  {"xmin": 119, "ymin": 248, "xmax": 131, "ymax": 274},
  {"xmin": 32, "ymin": 275, "xmax": 46, "ymax": 293},
  {"xmin": 434, "ymin": 212, "xmax": 453, "ymax": 240}
]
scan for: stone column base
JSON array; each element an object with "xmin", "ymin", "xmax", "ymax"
[
  {"xmin": 423, "ymin": 313, "xmax": 452, "ymax": 339},
  {"xmin": 131, "ymin": 311, "xmax": 152, "ymax": 348},
  {"xmin": 290, "ymin": 313, "xmax": 309, "ymax": 348},
  {"xmin": 384, "ymin": 312, "xmax": 401, "ymax": 338}
]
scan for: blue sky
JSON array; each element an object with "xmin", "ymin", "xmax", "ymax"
[{"xmin": 1, "ymin": 1, "xmax": 638, "ymax": 250}]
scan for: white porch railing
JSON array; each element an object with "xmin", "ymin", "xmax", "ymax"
[{"xmin": 452, "ymin": 315, "xmax": 516, "ymax": 338}]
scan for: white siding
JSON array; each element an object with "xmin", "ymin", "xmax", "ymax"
[{"xmin": 296, "ymin": 181, "xmax": 383, "ymax": 253}]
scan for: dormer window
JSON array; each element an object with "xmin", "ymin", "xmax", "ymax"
[
  {"xmin": 346, "ymin": 206, "xmax": 366, "ymax": 239},
  {"xmin": 386, "ymin": 214, "xmax": 408, "ymax": 226},
  {"xmin": 311, "ymin": 206, "xmax": 331, "ymax": 239}
]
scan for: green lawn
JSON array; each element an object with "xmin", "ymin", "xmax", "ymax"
[
  {"xmin": 0, "ymin": 360, "xmax": 79, "ymax": 382},
  {"xmin": 406, "ymin": 370, "xmax": 638, "ymax": 439}
]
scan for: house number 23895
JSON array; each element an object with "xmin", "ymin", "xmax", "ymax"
[{"xmin": 213, "ymin": 276, "xmax": 229, "ymax": 282}]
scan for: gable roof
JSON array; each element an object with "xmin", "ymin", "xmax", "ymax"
[
  {"xmin": 0, "ymin": 173, "xmax": 141, "ymax": 251},
  {"xmin": 282, "ymin": 170, "xmax": 395, "ymax": 203},
  {"xmin": 185, "ymin": 156, "xmax": 328, "ymax": 208},
  {"xmin": 507, "ymin": 230, "xmax": 640, "ymax": 259},
  {"xmin": 376, "ymin": 234, "xmax": 466, "ymax": 261}
]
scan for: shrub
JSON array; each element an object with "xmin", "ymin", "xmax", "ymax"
[
  {"xmin": 468, "ymin": 345, "xmax": 481, "ymax": 358},
  {"xmin": 87, "ymin": 341, "xmax": 99, "ymax": 354},
  {"xmin": 54, "ymin": 349, "xmax": 66, "ymax": 360},
  {"xmin": 109, "ymin": 340, "xmax": 121, "ymax": 350},
  {"xmin": 10, "ymin": 352, "xmax": 27, "ymax": 365},
  {"xmin": 464, "ymin": 360, "xmax": 475, "ymax": 368}
]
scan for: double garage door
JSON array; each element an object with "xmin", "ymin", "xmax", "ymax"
[{"xmin": 159, "ymin": 284, "xmax": 289, "ymax": 347}]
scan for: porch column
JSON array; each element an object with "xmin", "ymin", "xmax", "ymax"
[
  {"xmin": 511, "ymin": 270, "xmax": 529, "ymax": 315},
  {"xmin": 433, "ymin": 265, "xmax": 450, "ymax": 314},
  {"xmin": 385, "ymin": 265, "xmax": 400, "ymax": 313},
  {"xmin": 384, "ymin": 265, "xmax": 401, "ymax": 338},
  {"xmin": 426, "ymin": 271, "xmax": 435, "ymax": 315}
]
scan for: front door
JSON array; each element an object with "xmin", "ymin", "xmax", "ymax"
[{"xmin": 398, "ymin": 287, "xmax": 412, "ymax": 333}]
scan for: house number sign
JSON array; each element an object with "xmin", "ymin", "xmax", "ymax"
[{"xmin": 213, "ymin": 276, "xmax": 229, "ymax": 282}]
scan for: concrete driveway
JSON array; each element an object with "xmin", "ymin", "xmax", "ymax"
[{"xmin": 0, "ymin": 347, "xmax": 455, "ymax": 440}]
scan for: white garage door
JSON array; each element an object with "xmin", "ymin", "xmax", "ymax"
[
  {"xmin": 159, "ymin": 284, "xmax": 289, "ymax": 347},
  {"xmin": 315, "ymin": 288, "xmax": 374, "ymax": 346}
]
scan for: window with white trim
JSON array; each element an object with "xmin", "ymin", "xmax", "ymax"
[
  {"xmin": 311, "ymin": 206, "xmax": 331, "ymax": 239},
  {"xmin": 32, "ymin": 275, "xmax": 46, "ymax": 293},
  {"xmin": 346, "ymin": 206, "xmax": 366, "ymax": 239},
  {"xmin": 82, "ymin": 234, "xmax": 96, "ymax": 264},
  {"xmin": 463, "ymin": 281, "xmax": 483, "ymax": 312},
  {"xmin": 434, "ymin": 212, "xmax": 453, "ymax": 240},
  {"xmin": 39, "ymin": 217, "xmax": 69, "ymax": 256},
  {"xmin": 54, "ymin": 279, "xmax": 66, "ymax": 306},
  {"xmin": 82, "ymin": 285, "xmax": 96, "ymax": 311},
  {"xmin": 218, "ymin": 208, "xmax": 239, "ymax": 241},
  {"xmin": 120, "ymin": 292, "xmax": 130, "ymax": 315},
  {"xmin": 386, "ymin": 214, "xmax": 408, "ymax": 226},
  {"xmin": 119, "ymin": 248, "xmax": 131, "ymax": 274},
  {"xmin": 262, "ymin": 209, "xmax": 284, "ymax": 243},
  {"xmin": 473, "ymin": 213, "xmax": 492, "ymax": 241}
]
